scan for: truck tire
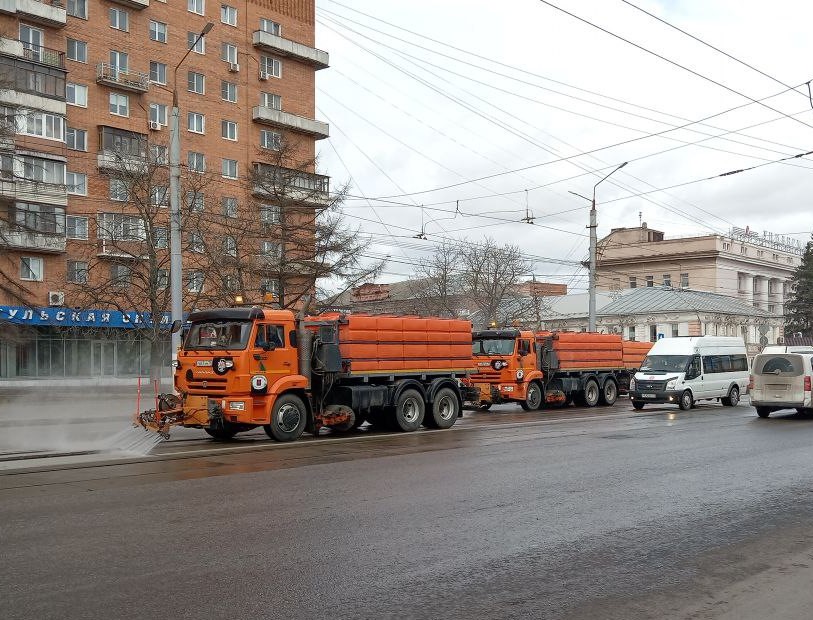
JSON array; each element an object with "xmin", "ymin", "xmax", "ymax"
[
  {"xmin": 678, "ymin": 390, "xmax": 693, "ymax": 411},
  {"xmin": 583, "ymin": 379, "xmax": 600, "ymax": 407},
  {"xmin": 632, "ymin": 401, "xmax": 645, "ymax": 410},
  {"xmin": 721, "ymin": 385, "xmax": 740, "ymax": 407},
  {"xmin": 392, "ymin": 389, "xmax": 424, "ymax": 432},
  {"xmin": 756, "ymin": 407, "xmax": 771, "ymax": 418},
  {"xmin": 425, "ymin": 387, "xmax": 459, "ymax": 429},
  {"xmin": 264, "ymin": 394, "xmax": 308, "ymax": 442},
  {"xmin": 599, "ymin": 379, "xmax": 618, "ymax": 406},
  {"xmin": 520, "ymin": 381, "xmax": 543, "ymax": 411}
]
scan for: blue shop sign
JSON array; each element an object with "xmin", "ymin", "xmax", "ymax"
[{"xmin": 0, "ymin": 306, "xmax": 176, "ymax": 329}]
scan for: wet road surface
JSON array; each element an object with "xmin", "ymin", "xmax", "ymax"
[{"xmin": 3, "ymin": 400, "xmax": 813, "ymax": 619}]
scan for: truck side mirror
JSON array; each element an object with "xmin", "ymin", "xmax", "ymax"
[{"xmin": 170, "ymin": 320, "xmax": 182, "ymax": 334}]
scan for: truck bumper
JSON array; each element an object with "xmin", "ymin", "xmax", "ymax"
[{"xmin": 629, "ymin": 390, "xmax": 683, "ymax": 405}]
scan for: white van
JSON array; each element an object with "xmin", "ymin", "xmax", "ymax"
[
  {"xmin": 750, "ymin": 350, "xmax": 813, "ymax": 418},
  {"xmin": 629, "ymin": 336, "xmax": 749, "ymax": 410}
]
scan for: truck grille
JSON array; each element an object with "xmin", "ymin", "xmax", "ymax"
[
  {"xmin": 186, "ymin": 377, "xmax": 228, "ymax": 393},
  {"xmin": 474, "ymin": 371, "xmax": 501, "ymax": 381},
  {"xmin": 635, "ymin": 380, "xmax": 666, "ymax": 391}
]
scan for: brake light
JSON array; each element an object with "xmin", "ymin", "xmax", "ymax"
[
  {"xmin": 805, "ymin": 376, "xmax": 811, "ymax": 393},
  {"xmin": 748, "ymin": 375, "xmax": 754, "ymax": 390}
]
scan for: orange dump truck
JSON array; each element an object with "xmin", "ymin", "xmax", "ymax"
[
  {"xmin": 136, "ymin": 307, "xmax": 476, "ymax": 441},
  {"xmin": 466, "ymin": 328, "xmax": 653, "ymax": 410}
]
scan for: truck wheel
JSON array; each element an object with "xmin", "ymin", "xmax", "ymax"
[
  {"xmin": 425, "ymin": 388, "xmax": 459, "ymax": 429},
  {"xmin": 393, "ymin": 389, "xmax": 425, "ymax": 432},
  {"xmin": 583, "ymin": 379, "xmax": 600, "ymax": 407},
  {"xmin": 678, "ymin": 390, "xmax": 693, "ymax": 411},
  {"xmin": 600, "ymin": 379, "xmax": 618, "ymax": 406},
  {"xmin": 632, "ymin": 401, "xmax": 645, "ymax": 410},
  {"xmin": 721, "ymin": 386, "xmax": 740, "ymax": 407},
  {"xmin": 264, "ymin": 394, "xmax": 308, "ymax": 442},
  {"xmin": 757, "ymin": 407, "xmax": 771, "ymax": 418},
  {"xmin": 204, "ymin": 426, "xmax": 236, "ymax": 441},
  {"xmin": 520, "ymin": 381, "xmax": 543, "ymax": 411}
]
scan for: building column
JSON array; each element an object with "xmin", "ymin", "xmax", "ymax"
[
  {"xmin": 741, "ymin": 273, "xmax": 754, "ymax": 305},
  {"xmin": 754, "ymin": 276, "xmax": 769, "ymax": 309}
]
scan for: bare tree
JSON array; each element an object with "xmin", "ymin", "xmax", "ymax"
[{"xmin": 410, "ymin": 242, "xmax": 466, "ymax": 317}]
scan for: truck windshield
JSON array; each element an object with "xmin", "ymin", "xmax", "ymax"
[
  {"xmin": 639, "ymin": 355, "xmax": 691, "ymax": 374},
  {"xmin": 473, "ymin": 339, "xmax": 516, "ymax": 356},
  {"xmin": 185, "ymin": 320, "xmax": 252, "ymax": 350}
]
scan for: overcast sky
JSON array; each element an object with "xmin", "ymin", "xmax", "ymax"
[{"xmin": 314, "ymin": 0, "xmax": 813, "ymax": 291}]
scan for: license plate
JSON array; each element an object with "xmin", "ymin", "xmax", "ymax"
[
  {"xmin": 641, "ymin": 393, "xmax": 656, "ymax": 399},
  {"xmin": 196, "ymin": 360, "xmax": 212, "ymax": 367}
]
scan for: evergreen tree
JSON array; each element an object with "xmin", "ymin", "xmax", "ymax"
[{"xmin": 785, "ymin": 234, "xmax": 813, "ymax": 337}]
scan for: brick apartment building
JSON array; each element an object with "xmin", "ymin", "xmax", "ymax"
[{"xmin": 0, "ymin": 0, "xmax": 328, "ymax": 382}]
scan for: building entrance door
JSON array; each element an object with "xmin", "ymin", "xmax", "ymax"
[{"xmin": 92, "ymin": 341, "xmax": 116, "ymax": 376}]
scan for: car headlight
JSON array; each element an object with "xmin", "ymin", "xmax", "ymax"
[
  {"xmin": 630, "ymin": 379, "xmax": 636, "ymax": 390},
  {"xmin": 666, "ymin": 379, "xmax": 677, "ymax": 390}
]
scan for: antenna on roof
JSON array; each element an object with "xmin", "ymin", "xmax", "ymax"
[{"xmin": 639, "ymin": 211, "xmax": 642, "ymax": 227}]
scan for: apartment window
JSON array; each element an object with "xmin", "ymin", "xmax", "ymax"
[
  {"xmin": 680, "ymin": 272, "xmax": 689, "ymax": 288},
  {"xmin": 221, "ymin": 42, "xmax": 238, "ymax": 64},
  {"xmin": 221, "ymin": 81, "xmax": 237, "ymax": 102},
  {"xmin": 149, "ymin": 62, "xmax": 167, "ymax": 85},
  {"xmin": 187, "ymin": 270, "xmax": 204, "ymax": 293},
  {"xmin": 260, "ymin": 56, "xmax": 281, "ymax": 78},
  {"xmin": 186, "ymin": 191, "xmax": 204, "ymax": 212},
  {"xmin": 222, "ymin": 196, "xmax": 237, "ymax": 218},
  {"xmin": 150, "ymin": 144, "xmax": 168, "ymax": 165},
  {"xmin": 188, "ymin": 0, "xmax": 205, "ymax": 15},
  {"xmin": 67, "ymin": 0, "xmax": 87, "ymax": 19},
  {"xmin": 67, "ymin": 260, "xmax": 88, "ymax": 284},
  {"xmin": 221, "ymin": 4, "xmax": 237, "ymax": 25},
  {"xmin": 188, "ymin": 231, "xmax": 204, "ymax": 253},
  {"xmin": 100, "ymin": 126, "xmax": 145, "ymax": 157},
  {"xmin": 109, "ymin": 178, "xmax": 129, "ymax": 201},
  {"xmin": 645, "ymin": 275, "xmax": 654, "ymax": 287},
  {"xmin": 154, "ymin": 227, "xmax": 168, "ymax": 250},
  {"xmin": 671, "ymin": 323, "xmax": 679, "ymax": 338},
  {"xmin": 151, "ymin": 185, "xmax": 169, "ymax": 206},
  {"xmin": 260, "ymin": 204, "xmax": 280, "ymax": 224},
  {"xmin": 110, "ymin": 8, "xmax": 129, "ymax": 32},
  {"xmin": 66, "ymin": 83, "xmax": 88, "ymax": 107},
  {"xmin": 187, "ymin": 112, "xmax": 205, "ymax": 133},
  {"xmin": 109, "ymin": 92, "xmax": 129, "ymax": 117},
  {"xmin": 20, "ymin": 257, "xmax": 43, "ymax": 281},
  {"xmin": 156, "ymin": 269, "xmax": 169, "ymax": 289},
  {"xmin": 260, "ymin": 92, "xmax": 281, "ymax": 110},
  {"xmin": 66, "ymin": 171, "xmax": 87, "ymax": 195},
  {"xmin": 629, "ymin": 276, "xmax": 636, "ymax": 289},
  {"xmin": 261, "ymin": 240, "xmax": 280, "ymax": 257},
  {"xmin": 223, "ymin": 235, "xmax": 237, "ymax": 257},
  {"xmin": 150, "ymin": 21, "xmax": 168, "ymax": 43},
  {"xmin": 21, "ymin": 156, "xmax": 65, "ymax": 184},
  {"xmin": 740, "ymin": 245, "xmax": 747, "ymax": 255},
  {"xmin": 221, "ymin": 158, "xmax": 237, "ymax": 178},
  {"xmin": 649, "ymin": 325, "xmax": 658, "ymax": 343},
  {"xmin": 111, "ymin": 264, "xmax": 131, "ymax": 287},
  {"xmin": 187, "ymin": 32, "xmax": 206, "ymax": 54},
  {"xmin": 722, "ymin": 242, "xmax": 730, "ymax": 251},
  {"xmin": 188, "ymin": 151, "xmax": 205, "ymax": 172},
  {"xmin": 221, "ymin": 120, "xmax": 237, "ymax": 140},
  {"xmin": 12, "ymin": 202, "xmax": 64, "ymax": 234},
  {"xmin": 188, "ymin": 71, "xmax": 205, "ymax": 94},
  {"xmin": 627, "ymin": 326, "xmax": 636, "ymax": 341},
  {"xmin": 260, "ymin": 129, "xmax": 281, "ymax": 151},
  {"xmin": 66, "ymin": 215, "xmax": 88, "ymax": 239},
  {"xmin": 662, "ymin": 273, "xmax": 671, "ymax": 287},
  {"xmin": 109, "ymin": 50, "xmax": 129, "ymax": 74},
  {"xmin": 98, "ymin": 213, "xmax": 145, "ymax": 240},
  {"xmin": 611, "ymin": 277, "xmax": 621, "ymax": 290},
  {"xmin": 20, "ymin": 110, "xmax": 65, "ymax": 141},
  {"xmin": 66, "ymin": 127, "xmax": 87, "ymax": 151},
  {"xmin": 259, "ymin": 18, "xmax": 281, "ymax": 35},
  {"xmin": 149, "ymin": 103, "xmax": 167, "ymax": 126},
  {"xmin": 66, "ymin": 38, "xmax": 87, "ymax": 62}
]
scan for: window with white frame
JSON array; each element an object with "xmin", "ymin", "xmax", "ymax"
[
  {"xmin": 151, "ymin": 185, "xmax": 169, "ymax": 206},
  {"xmin": 188, "ymin": 0, "xmax": 204, "ymax": 15},
  {"xmin": 66, "ymin": 127, "xmax": 87, "ymax": 151},
  {"xmin": 260, "ymin": 129, "xmax": 281, "ymax": 151},
  {"xmin": 149, "ymin": 102, "xmax": 167, "ymax": 126},
  {"xmin": 111, "ymin": 264, "xmax": 131, "ymax": 287},
  {"xmin": 259, "ymin": 18, "xmax": 281, "ymax": 35},
  {"xmin": 156, "ymin": 268, "xmax": 169, "ymax": 288},
  {"xmin": 187, "ymin": 111, "xmax": 205, "ymax": 133},
  {"xmin": 221, "ymin": 42, "xmax": 238, "ymax": 64},
  {"xmin": 187, "ymin": 270, "xmax": 204, "ymax": 292},
  {"xmin": 12, "ymin": 202, "xmax": 64, "ymax": 234},
  {"xmin": 627, "ymin": 326, "xmax": 636, "ymax": 341},
  {"xmin": 221, "ymin": 80, "xmax": 237, "ymax": 102},
  {"xmin": 223, "ymin": 235, "xmax": 237, "ymax": 257},
  {"xmin": 109, "ymin": 50, "xmax": 128, "ymax": 73},
  {"xmin": 150, "ymin": 144, "xmax": 168, "ymax": 165},
  {"xmin": 260, "ymin": 56, "xmax": 281, "ymax": 78},
  {"xmin": 20, "ymin": 257, "xmax": 43, "ymax": 281},
  {"xmin": 188, "ymin": 231, "xmax": 204, "ymax": 252},
  {"xmin": 66, "ymin": 38, "xmax": 87, "ymax": 62},
  {"xmin": 260, "ymin": 92, "xmax": 281, "ymax": 110},
  {"xmin": 186, "ymin": 191, "xmax": 204, "ymax": 211},
  {"xmin": 149, "ymin": 61, "xmax": 167, "ymax": 85},
  {"xmin": 671, "ymin": 323, "xmax": 679, "ymax": 338},
  {"xmin": 66, "ymin": 171, "xmax": 87, "ymax": 195},
  {"xmin": 67, "ymin": 0, "xmax": 87, "ymax": 19},
  {"xmin": 188, "ymin": 71, "xmax": 205, "ymax": 94},
  {"xmin": 663, "ymin": 273, "xmax": 671, "ymax": 287},
  {"xmin": 109, "ymin": 92, "xmax": 129, "ymax": 117},
  {"xmin": 261, "ymin": 240, "xmax": 280, "ymax": 257},
  {"xmin": 19, "ymin": 110, "xmax": 65, "ymax": 141},
  {"xmin": 261, "ymin": 278, "xmax": 279, "ymax": 297},
  {"xmin": 224, "ymin": 274, "xmax": 238, "ymax": 291},
  {"xmin": 188, "ymin": 151, "xmax": 205, "ymax": 172},
  {"xmin": 67, "ymin": 260, "xmax": 88, "ymax": 284},
  {"xmin": 109, "ymin": 8, "xmax": 129, "ymax": 32},
  {"xmin": 98, "ymin": 213, "xmax": 145, "ymax": 240},
  {"xmin": 154, "ymin": 227, "xmax": 168, "ymax": 249},
  {"xmin": 109, "ymin": 178, "xmax": 129, "ymax": 201},
  {"xmin": 680, "ymin": 272, "xmax": 689, "ymax": 288},
  {"xmin": 187, "ymin": 31, "xmax": 206, "ymax": 54},
  {"xmin": 260, "ymin": 204, "xmax": 280, "ymax": 224},
  {"xmin": 222, "ymin": 196, "xmax": 237, "ymax": 217},
  {"xmin": 67, "ymin": 83, "xmax": 88, "ymax": 107},
  {"xmin": 221, "ymin": 158, "xmax": 237, "ymax": 178},
  {"xmin": 645, "ymin": 275, "xmax": 654, "ymax": 287},
  {"xmin": 150, "ymin": 20, "xmax": 168, "ymax": 43},
  {"xmin": 221, "ymin": 4, "xmax": 237, "ymax": 25},
  {"xmin": 629, "ymin": 276, "xmax": 637, "ymax": 289},
  {"xmin": 221, "ymin": 120, "xmax": 237, "ymax": 140},
  {"xmin": 66, "ymin": 215, "xmax": 88, "ymax": 239},
  {"xmin": 20, "ymin": 156, "xmax": 65, "ymax": 184}
]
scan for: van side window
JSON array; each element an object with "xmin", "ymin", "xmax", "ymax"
[{"xmin": 686, "ymin": 355, "xmax": 701, "ymax": 378}]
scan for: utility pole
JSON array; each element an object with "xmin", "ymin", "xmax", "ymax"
[{"xmin": 169, "ymin": 22, "xmax": 213, "ymax": 363}]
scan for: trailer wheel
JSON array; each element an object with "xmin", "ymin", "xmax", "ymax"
[
  {"xmin": 264, "ymin": 394, "xmax": 308, "ymax": 442},
  {"xmin": 599, "ymin": 379, "xmax": 618, "ymax": 406},
  {"xmin": 392, "ymin": 389, "xmax": 425, "ymax": 432},
  {"xmin": 583, "ymin": 379, "xmax": 600, "ymax": 407},
  {"xmin": 520, "ymin": 381, "xmax": 543, "ymax": 411},
  {"xmin": 425, "ymin": 388, "xmax": 459, "ymax": 429},
  {"xmin": 632, "ymin": 401, "xmax": 645, "ymax": 410}
]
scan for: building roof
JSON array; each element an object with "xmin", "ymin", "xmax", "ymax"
[{"xmin": 597, "ymin": 287, "xmax": 772, "ymax": 317}]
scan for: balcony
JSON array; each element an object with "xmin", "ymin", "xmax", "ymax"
[
  {"xmin": 252, "ymin": 164, "xmax": 330, "ymax": 208},
  {"xmin": 0, "ymin": 39, "xmax": 65, "ymax": 68},
  {"xmin": 96, "ymin": 239, "xmax": 148, "ymax": 260},
  {"xmin": 0, "ymin": 224, "xmax": 66, "ymax": 253},
  {"xmin": 0, "ymin": 178, "xmax": 67, "ymax": 206},
  {"xmin": 96, "ymin": 63, "xmax": 150, "ymax": 93},
  {"xmin": 97, "ymin": 151, "xmax": 148, "ymax": 173},
  {"xmin": 252, "ymin": 31, "xmax": 329, "ymax": 69},
  {"xmin": 252, "ymin": 106, "xmax": 329, "ymax": 140},
  {"xmin": 108, "ymin": 0, "xmax": 148, "ymax": 8},
  {"xmin": 0, "ymin": 0, "xmax": 67, "ymax": 27}
]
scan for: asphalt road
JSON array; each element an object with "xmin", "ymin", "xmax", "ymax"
[{"xmin": 3, "ymin": 400, "xmax": 813, "ymax": 619}]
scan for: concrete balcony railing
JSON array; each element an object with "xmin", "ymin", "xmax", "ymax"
[
  {"xmin": 0, "ymin": 0, "xmax": 67, "ymax": 27},
  {"xmin": 0, "ymin": 223, "xmax": 66, "ymax": 253},
  {"xmin": 96, "ymin": 63, "xmax": 150, "ymax": 93},
  {"xmin": 252, "ymin": 30, "xmax": 329, "ymax": 69},
  {"xmin": 0, "ymin": 178, "xmax": 68, "ymax": 206},
  {"xmin": 252, "ymin": 165, "xmax": 331, "ymax": 208},
  {"xmin": 97, "ymin": 150, "xmax": 148, "ymax": 173},
  {"xmin": 252, "ymin": 106, "xmax": 329, "ymax": 140},
  {"xmin": 108, "ymin": 0, "xmax": 148, "ymax": 8}
]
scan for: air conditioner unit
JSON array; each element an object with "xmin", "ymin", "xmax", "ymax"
[
  {"xmin": 228, "ymin": 62, "xmax": 240, "ymax": 73},
  {"xmin": 149, "ymin": 121, "xmax": 162, "ymax": 131},
  {"xmin": 259, "ymin": 72, "xmax": 270, "ymax": 81},
  {"xmin": 48, "ymin": 291, "xmax": 65, "ymax": 306}
]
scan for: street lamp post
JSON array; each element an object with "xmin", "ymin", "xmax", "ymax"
[
  {"xmin": 570, "ymin": 161, "xmax": 628, "ymax": 332},
  {"xmin": 169, "ymin": 22, "xmax": 213, "ymax": 362}
]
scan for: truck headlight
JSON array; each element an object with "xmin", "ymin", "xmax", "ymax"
[{"xmin": 629, "ymin": 379, "xmax": 636, "ymax": 390}]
